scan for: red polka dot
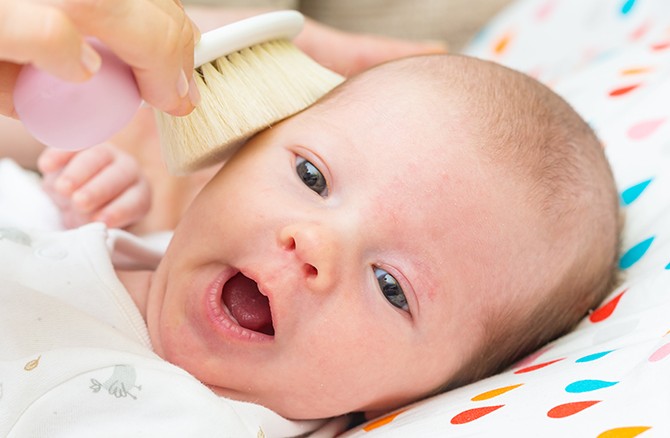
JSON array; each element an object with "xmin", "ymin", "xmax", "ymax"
[
  {"xmin": 609, "ymin": 84, "xmax": 641, "ymax": 97},
  {"xmin": 590, "ymin": 290, "xmax": 626, "ymax": 323},
  {"xmin": 514, "ymin": 358, "xmax": 564, "ymax": 374},
  {"xmin": 651, "ymin": 41, "xmax": 670, "ymax": 51},
  {"xmin": 547, "ymin": 400, "xmax": 601, "ymax": 418},
  {"xmin": 451, "ymin": 405, "xmax": 504, "ymax": 424}
]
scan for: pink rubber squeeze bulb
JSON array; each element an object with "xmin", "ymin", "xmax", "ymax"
[{"xmin": 13, "ymin": 39, "xmax": 141, "ymax": 151}]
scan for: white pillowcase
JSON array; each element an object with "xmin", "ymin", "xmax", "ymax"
[{"xmin": 341, "ymin": 0, "xmax": 670, "ymax": 436}]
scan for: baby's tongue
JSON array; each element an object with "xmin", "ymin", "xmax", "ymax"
[{"xmin": 222, "ymin": 273, "xmax": 274, "ymax": 335}]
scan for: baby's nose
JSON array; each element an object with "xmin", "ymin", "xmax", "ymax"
[{"xmin": 278, "ymin": 222, "xmax": 341, "ymax": 293}]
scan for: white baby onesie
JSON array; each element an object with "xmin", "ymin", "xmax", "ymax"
[{"xmin": 0, "ymin": 223, "xmax": 327, "ymax": 437}]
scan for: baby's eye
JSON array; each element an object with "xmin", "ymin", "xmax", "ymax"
[
  {"xmin": 296, "ymin": 157, "xmax": 328, "ymax": 196},
  {"xmin": 374, "ymin": 267, "xmax": 409, "ymax": 312}
]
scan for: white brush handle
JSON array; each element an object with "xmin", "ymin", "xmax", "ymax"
[{"xmin": 194, "ymin": 10, "xmax": 305, "ymax": 68}]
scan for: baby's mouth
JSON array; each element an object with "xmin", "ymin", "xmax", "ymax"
[{"xmin": 221, "ymin": 272, "xmax": 275, "ymax": 336}]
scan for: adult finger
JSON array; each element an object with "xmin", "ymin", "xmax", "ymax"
[
  {"xmin": 0, "ymin": 1, "xmax": 99, "ymax": 116},
  {"xmin": 0, "ymin": 61, "xmax": 20, "ymax": 117},
  {"xmin": 48, "ymin": 0, "xmax": 199, "ymax": 115},
  {"xmin": 0, "ymin": 1, "xmax": 98, "ymax": 80},
  {"xmin": 295, "ymin": 20, "xmax": 448, "ymax": 76}
]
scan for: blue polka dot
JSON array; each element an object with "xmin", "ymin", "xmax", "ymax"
[
  {"xmin": 576, "ymin": 350, "xmax": 614, "ymax": 363},
  {"xmin": 665, "ymin": 262, "xmax": 670, "ymax": 270},
  {"xmin": 621, "ymin": 0, "xmax": 637, "ymax": 15},
  {"xmin": 620, "ymin": 179, "xmax": 652, "ymax": 206},
  {"xmin": 619, "ymin": 237, "xmax": 655, "ymax": 269},
  {"xmin": 565, "ymin": 379, "xmax": 618, "ymax": 393}
]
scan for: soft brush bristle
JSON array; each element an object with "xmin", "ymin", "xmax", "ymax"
[{"xmin": 155, "ymin": 39, "xmax": 344, "ymax": 174}]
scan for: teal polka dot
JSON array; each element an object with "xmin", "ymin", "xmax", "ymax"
[
  {"xmin": 619, "ymin": 237, "xmax": 655, "ymax": 269},
  {"xmin": 620, "ymin": 179, "xmax": 652, "ymax": 205},
  {"xmin": 665, "ymin": 262, "xmax": 670, "ymax": 270},
  {"xmin": 565, "ymin": 379, "xmax": 618, "ymax": 393},
  {"xmin": 621, "ymin": 0, "xmax": 637, "ymax": 15},
  {"xmin": 576, "ymin": 350, "xmax": 614, "ymax": 363}
]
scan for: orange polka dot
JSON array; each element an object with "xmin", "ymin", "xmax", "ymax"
[
  {"xmin": 621, "ymin": 67, "xmax": 651, "ymax": 75},
  {"xmin": 363, "ymin": 409, "xmax": 406, "ymax": 432},
  {"xmin": 493, "ymin": 32, "xmax": 513, "ymax": 55}
]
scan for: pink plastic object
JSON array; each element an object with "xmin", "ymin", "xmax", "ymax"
[{"xmin": 13, "ymin": 39, "xmax": 141, "ymax": 151}]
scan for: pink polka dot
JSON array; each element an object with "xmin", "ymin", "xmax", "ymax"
[
  {"xmin": 629, "ymin": 21, "xmax": 650, "ymax": 41},
  {"xmin": 627, "ymin": 118, "xmax": 666, "ymax": 140},
  {"xmin": 535, "ymin": 0, "xmax": 558, "ymax": 20},
  {"xmin": 649, "ymin": 342, "xmax": 670, "ymax": 362}
]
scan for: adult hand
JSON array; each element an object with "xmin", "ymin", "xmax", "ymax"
[
  {"xmin": 0, "ymin": 0, "xmax": 201, "ymax": 118},
  {"xmin": 295, "ymin": 18, "xmax": 448, "ymax": 76}
]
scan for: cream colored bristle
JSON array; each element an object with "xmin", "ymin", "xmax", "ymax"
[{"xmin": 155, "ymin": 39, "xmax": 344, "ymax": 174}]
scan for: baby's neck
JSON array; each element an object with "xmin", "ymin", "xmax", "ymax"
[{"xmin": 116, "ymin": 269, "xmax": 152, "ymax": 320}]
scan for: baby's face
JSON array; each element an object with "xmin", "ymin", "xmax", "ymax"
[{"xmin": 146, "ymin": 73, "xmax": 534, "ymax": 419}]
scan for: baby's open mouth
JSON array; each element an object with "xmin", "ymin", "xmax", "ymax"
[{"xmin": 221, "ymin": 273, "xmax": 274, "ymax": 336}]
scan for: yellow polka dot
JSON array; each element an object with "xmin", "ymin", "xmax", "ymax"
[
  {"xmin": 363, "ymin": 409, "xmax": 406, "ymax": 432},
  {"xmin": 24, "ymin": 356, "xmax": 41, "ymax": 371},
  {"xmin": 471, "ymin": 384, "xmax": 523, "ymax": 401},
  {"xmin": 597, "ymin": 426, "xmax": 651, "ymax": 438}
]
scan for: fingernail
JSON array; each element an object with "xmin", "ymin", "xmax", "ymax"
[
  {"xmin": 37, "ymin": 155, "xmax": 52, "ymax": 173},
  {"xmin": 193, "ymin": 24, "xmax": 202, "ymax": 45},
  {"xmin": 55, "ymin": 177, "xmax": 73, "ymax": 195},
  {"xmin": 80, "ymin": 42, "xmax": 102, "ymax": 75},
  {"xmin": 188, "ymin": 75, "xmax": 201, "ymax": 107},
  {"xmin": 72, "ymin": 191, "xmax": 90, "ymax": 209},
  {"xmin": 94, "ymin": 212, "xmax": 111, "ymax": 226},
  {"xmin": 177, "ymin": 70, "xmax": 189, "ymax": 99}
]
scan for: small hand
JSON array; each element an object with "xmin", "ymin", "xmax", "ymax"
[{"xmin": 38, "ymin": 144, "xmax": 151, "ymax": 229}]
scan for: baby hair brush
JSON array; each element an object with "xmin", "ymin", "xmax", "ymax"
[
  {"xmin": 155, "ymin": 11, "xmax": 344, "ymax": 174},
  {"xmin": 13, "ymin": 11, "xmax": 343, "ymax": 174}
]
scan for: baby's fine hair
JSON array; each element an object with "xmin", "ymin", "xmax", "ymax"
[
  {"xmin": 315, "ymin": 54, "xmax": 621, "ymax": 397},
  {"xmin": 414, "ymin": 55, "xmax": 621, "ymax": 391}
]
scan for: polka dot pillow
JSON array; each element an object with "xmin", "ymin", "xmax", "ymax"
[{"xmin": 339, "ymin": 0, "xmax": 670, "ymax": 436}]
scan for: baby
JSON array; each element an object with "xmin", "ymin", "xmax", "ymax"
[{"xmin": 2, "ymin": 53, "xmax": 620, "ymax": 430}]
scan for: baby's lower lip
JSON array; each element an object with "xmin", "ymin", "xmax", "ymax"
[{"xmin": 204, "ymin": 270, "xmax": 274, "ymax": 343}]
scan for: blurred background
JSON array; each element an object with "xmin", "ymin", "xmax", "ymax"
[{"xmin": 182, "ymin": 0, "xmax": 515, "ymax": 51}]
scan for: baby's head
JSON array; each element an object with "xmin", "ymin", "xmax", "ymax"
[{"xmin": 146, "ymin": 54, "xmax": 620, "ymax": 420}]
